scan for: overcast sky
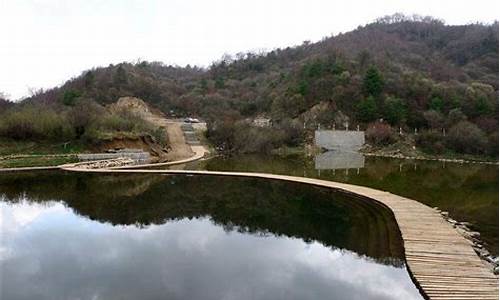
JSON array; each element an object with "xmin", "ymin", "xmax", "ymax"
[{"xmin": 1, "ymin": 0, "xmax": 498, "ymax": 100}]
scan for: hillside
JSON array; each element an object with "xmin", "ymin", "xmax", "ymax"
[{"xmin": 2, "ymin": 14, "xmax": 499, "ymax": 157}]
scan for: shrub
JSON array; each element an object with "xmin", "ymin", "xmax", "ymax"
[
  {"xmin": 95, "ymin": 109, "xmax": 154, "ymax": 135},
  {"xmin": 0, "ymin": 109, "xmax": 35, "ymax": 139},
  {"xmin": 474, "ymin": 117, "xmax": 498, "ymax": 134},
  {"xmin": 365, "ymin": 122, "xmax": 395, "ymax": 145},
  {"xmin": 0, "ymin": 105, "xmax": 71, "ymax": 140},
  {"xmin": 98, "ymin": 114, "xmax": 130, "ymax": 131},
  {"xmin": 487, "ymin": 132, "xmax": 498, "ymax": 157},
  {"xmin": 446, "ymin": 108, "xmax": 467, "ymax": 126},
  {"xmin": 446, "ymin": 121, "xmax": 488, "ymax": 154},
  {"xmin": 416, "ymin": 130, "xmax": 446, "ymax": 154},
  {"xmin": 67, "ymin": 100, "xmax": 104, "ymax": 139},
  {"xmin": 152, "ymin": 127, "xmax": 168, "ymax": 147},
  {"xmin": 0, "ymin": 99, "xmax": 160, "ymax": 145},
  {"xmin": 423, "ymin": 110, "xmax": 444, "ymax": 129},
  {"xmin": 207, "ymin": 120, "xmax": 298, "ymax": 154},
  {"xmin": 0, "ymin": 97, "xmax": 13, "ymax": 114},
  {"xmin": 277, "ymin": 118, "xmax": 304, "ymax": 147},
  {"xmin": 234, "ymin": 126, "xmax": 284, "ymax": 153}
]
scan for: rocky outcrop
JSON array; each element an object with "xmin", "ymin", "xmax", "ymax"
[
  {"xmin": 72, "ymin": 157, "xmax": 135, "ymax": 169},
  {"xmin": 108, "ymin": 96, "xmax": 151, "ymax": 118}
]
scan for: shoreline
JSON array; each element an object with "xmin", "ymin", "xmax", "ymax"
[{"xmin": 361, "ymin": 152, "xmax": 499, "ymax": 165}]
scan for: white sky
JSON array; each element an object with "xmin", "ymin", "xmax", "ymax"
[{"xmin": 1, "ymin": 0, "xmax": 498, "ymax": 100}]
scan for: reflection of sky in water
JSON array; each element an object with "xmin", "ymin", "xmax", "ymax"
[{"xmin": 1, "ymin": 200, "xmax": 423, "ymax": 300}]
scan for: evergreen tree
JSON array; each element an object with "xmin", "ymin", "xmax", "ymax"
[
  {"xmin": 356, "ymin": 96, "xmax": 378, "ymax": 122},
  {"xmin": 429, "ymin": 96, "xmax": 444, "ymax": 112},
  {"xmin": 384, "ymin": 96, "xmax": 407, "ymax": 125},
  {"xmin": 362, "ymin": 66, "xmax": 384, "ymax": 97},
  {"xmin": 114, "ymin": 65, "xmax": 128, "ymax": 85},
  {"xmin": 215, "ymin": 77, "xmax": 225, "ymax": 89},
  {"xmin": 84, "ymin": 71, "xmax": 94, "ymax": 88},
  {"xmin": 62, "ymin": 90, "xmax": 81, "ymax": 106}
]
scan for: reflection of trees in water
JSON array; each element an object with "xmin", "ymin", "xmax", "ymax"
[
  {"xmin": 0, "ymin": 172, "xmax": 164, "ymax": 202},
  {"xmin": 205, "ymin": 155, "xmax": 498, "ymax": 255},
  {"xmin": 349, "ymin": 157, "xmax": 499, "ymax": 255},
  {"xmin": 0, "ymin": 171, "xmax": 404, "ymax": 266}
]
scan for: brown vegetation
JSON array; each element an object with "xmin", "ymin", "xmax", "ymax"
[
  {"xmin": 2, "ymin": 14, "xmax": 498, "ymax": 157},
  {"xmin": 366, "ymin": 122, "xmax": 396, "ymax": 146},
  {"xmin": 206, "ymin": 119, "xmax": 303, "ymax": 154},
  {"xmin": 0, "ymin": 99, "xmax": 165, "ymax": 153}
]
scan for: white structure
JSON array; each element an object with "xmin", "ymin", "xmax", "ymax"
[
  {"xmin": 253, "ymin": 117, "xmax": 271, "ymax": 127},
  {"xmin": 315, "ymin": 130, "xmax": 365, "ymax": 151}
]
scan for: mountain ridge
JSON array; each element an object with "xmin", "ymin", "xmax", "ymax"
[{"xmin": 1, "ymin": 14, "xmax": 498, "ymax": 156}]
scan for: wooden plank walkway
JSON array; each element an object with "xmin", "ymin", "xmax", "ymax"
[{"xmin": 58, "ymin": 168, "xmax": 499, "ymax": 299}]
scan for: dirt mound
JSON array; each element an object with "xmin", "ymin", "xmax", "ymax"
[{"xmin": 108, "ymin": 97, "xmax": 152, "ymax": 118}]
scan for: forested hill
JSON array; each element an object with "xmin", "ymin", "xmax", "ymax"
[
  {"xmin": 23, "ymin": 15, "xmax": 498, "ymax": 121},
  {"xmin": 2, "ymin": 14, "xmax": 499, "ymax": 156}
]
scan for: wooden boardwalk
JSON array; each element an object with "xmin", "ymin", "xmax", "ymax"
[{"xmin": 58, "ymin": 168, "xmax": 500, "ymax": 299}]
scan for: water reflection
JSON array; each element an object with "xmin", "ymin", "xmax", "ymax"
[
  {"xmin": 0, "ymin": 172, "xmax": 403, "ymax": 261},
  {"xmin": 0, "ymin": 172, "xmax": 423, "ymax": 300},
  {"xmin": 315, "ymin": 151, "xmax": 365, "ymax": 170},
  {"xmin": 202, "ymin": 154, "xmax": 499, "ymax": 255}
]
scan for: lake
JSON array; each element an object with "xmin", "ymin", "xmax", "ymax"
[
  {"xmin": 0, "ymin": 172, "xmax": 423, "ymax": 300},
  {"xmin": 200, "ymin": 153, "xmax": 499, "ymax": 256}
]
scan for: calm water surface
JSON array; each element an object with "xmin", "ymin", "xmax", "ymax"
[
  {"xmin": 200, "ymin": 153, "xmax": 499, "ymax": 255},
  {"xmin": 0, "ymin": 172, "xmax": 422, "ymax": 300}
]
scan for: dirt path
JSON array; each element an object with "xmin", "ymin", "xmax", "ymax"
[
  {"xmin": 146, "ymin": 115, "xmax": 196, "ymax": 161},
  {"xmin": 164, "ymin": 122, "xmax": 194, "ymax": 161},
  {"xmin": 108, "ymin": 97, "xmax": 199, "ymax": 162}
]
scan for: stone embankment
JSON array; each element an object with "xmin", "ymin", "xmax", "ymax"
[
  {"xmin": 77, "ymin": 149, "xmax": 150, "ymax": 162},
  {"xmin": 108, "ymin": 145, "xmax": 207, "ymax": 169},
  {"xmin": 363, "ymin": 151, "xmax": 498, "ymax": 165},
  {"xmin": 67, "ymin": 157, "xmax": 136, "ymax": 169},
  {"xmin": 436, "ymin": 208, "xmax": 499, "ymax": 274},
  {"xmin": 57, "ymin": 145, "xmax": 208, "ymax": 171}
]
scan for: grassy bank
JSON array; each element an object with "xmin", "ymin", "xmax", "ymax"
[
  {"xmin": 362, "ymin": 140, "xmax": 498, "ymax": 163},
  {"xmin": 0, "ymin": 138, "xmax": 89, "ymax": 156},
  {"xmin": 0, "ymin": 155, "xmax": 78, "ymax": 168}
]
